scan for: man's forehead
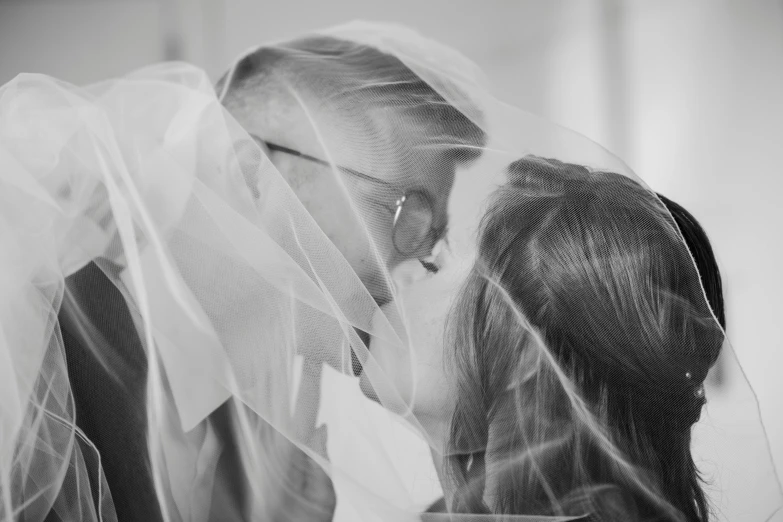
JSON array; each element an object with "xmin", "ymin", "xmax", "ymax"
[
  {"xmin": 334, "ymin": 114, "xmax": 458, "ymax": 176},
  {"xmin": 273, "ymin": 102, "xmax": 452, "ymax": 186}
]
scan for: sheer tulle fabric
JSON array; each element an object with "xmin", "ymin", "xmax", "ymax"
[{"xmin": 0, "ymin": 22, "xmax": 779, "ymax": 521}]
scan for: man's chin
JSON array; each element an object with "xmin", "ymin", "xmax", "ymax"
[
  {"xmin": 352, "ymin": 328, "xmax": 382, "ymax": 404},
  {"xmin": 351, "ymin": 328, "xmax": 371, "ymax": 376}
]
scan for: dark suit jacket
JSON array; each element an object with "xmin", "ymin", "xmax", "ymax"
[
  {"xmin": 55, "ymin": 261, "xmax": 246, "ymax": 521},
  {"xmin": 55, "ymin": 261, "xmax": 163, "ymax": 522}
]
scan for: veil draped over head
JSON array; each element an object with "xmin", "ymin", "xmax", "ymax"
[{"xmin": 0, "ymin": 21, "xmax": 780, "ymax": 521}]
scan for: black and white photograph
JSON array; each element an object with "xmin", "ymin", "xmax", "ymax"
[{"xmin": 1, "ymin": 1, "xmax": 781, "ymax": 520}]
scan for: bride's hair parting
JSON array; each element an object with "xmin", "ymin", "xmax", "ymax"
[{"xmin": 444, "ymin": 157, "xmax": 724, "ymax": 521}]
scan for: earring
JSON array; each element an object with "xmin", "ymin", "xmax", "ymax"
[{"xmin": 686, "ymin": 371, "xmax": 706, "ymax": 400}]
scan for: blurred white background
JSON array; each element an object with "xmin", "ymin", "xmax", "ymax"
[{"xmin": 2, "ymin": 0, "xmax": 781, "ymax": 518}]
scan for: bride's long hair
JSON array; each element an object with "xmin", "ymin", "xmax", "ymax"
[{"xmin": 444, "ymin": 157, "xmax": 724, "ymax": 521}]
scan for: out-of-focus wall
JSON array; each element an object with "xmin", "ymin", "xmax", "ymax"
[
  {"xmin": 2, "ymin": 0, "xmax": 781, "ymax": 518},
  {"xmin": 520, "ymin": 0, "xmax": 783, "ymax": 475},
  {"xmin": 625, "ymin": 1, "xmax": 783, "ymax": 475},
  {"xmin": 0, "ymin": 1, "xmax": 164, "ymax": 85}
]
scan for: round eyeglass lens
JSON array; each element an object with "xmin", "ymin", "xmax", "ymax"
[{"xmin": 392, "ymin": 191, "xmax": 434, "ymax": 255}]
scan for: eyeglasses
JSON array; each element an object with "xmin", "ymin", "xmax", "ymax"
[{"xmin": 250, "ymin": 135, "xmax": 445, "ymax": 256}]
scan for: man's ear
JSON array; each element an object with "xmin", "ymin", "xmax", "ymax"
[
  {"xmin": 214, "ymin": 71, "xmax": 230, "ymax": 101},
  {"xmin": 216, "ymin": 53, "xmax": 252, "ymax": 102},
  {"xmin": 216, "ymin": 48, "xmax": 283, "ymax": 103}
]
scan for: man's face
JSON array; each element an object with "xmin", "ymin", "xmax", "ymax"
[{"xmin": 222, "ymin": 86, "xmax": 456, "ymax": 305}]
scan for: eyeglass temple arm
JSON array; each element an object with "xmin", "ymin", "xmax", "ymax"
[{"xmin": 249, "ymin": 134, "xmax": 395, "ymax": 187}]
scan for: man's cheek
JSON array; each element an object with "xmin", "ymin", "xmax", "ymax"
[{"xmin": 302, "ymin": 186, "xmax": 363, "ymax": 249}]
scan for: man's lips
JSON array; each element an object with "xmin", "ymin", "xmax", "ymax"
[{"xmin": 351, "ymin": 328, "xmax": 371, "ymax": 376}]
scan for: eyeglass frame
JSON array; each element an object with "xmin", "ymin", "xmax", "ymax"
[{"xmin": 248, "ymin": 134, "xmax": 446, "ymax": 257}]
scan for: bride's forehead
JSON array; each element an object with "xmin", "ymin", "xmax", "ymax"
[{"xmin": 447, "ymin": 153, "xmax": 507, "ymax": 251}]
